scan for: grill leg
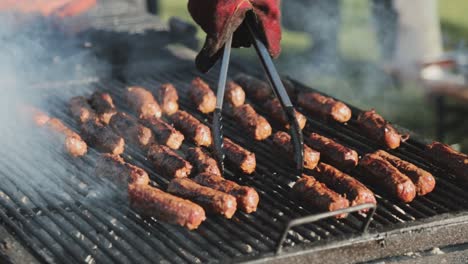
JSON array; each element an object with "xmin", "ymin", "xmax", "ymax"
[{"xmin": 435, "ymin": 95, "xmax": 446, "ymax": 141}]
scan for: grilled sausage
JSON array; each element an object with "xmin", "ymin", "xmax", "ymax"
[
  {"xmin": 39, "ymin": 116, "xmax": 88, "ymax": 157},
  {"xmin": 375, "ymin": 150, "xmax": 436, "ymax": 196},
  {"xmin": 426, "ymin": 142, "xmax": 467, "ymax": 181},
  {"xmin": 234, "ymin": 74, "xmax": 273, "ymax": 101},
  {"xmin": 81, "ymin": 119, "xmax": 125, "ymax": 155},
  {"xmin": 186, "ymin": 147, "xmax": 221, "ymax": 176},
  {"xmin": 170, "ymin": 110, "xmax": 212, "ymax": 147},
  {"xmin": 155, "ymin": 83, "xmax": 179, "ymax": 115},
  {"xmin": 297, "ymin": 92, "xmax": 352, "ymax": 123},
  {"xmin": 281, "ymin": 78, "xmax": 298, "ymax": 100},
  {"xmin": 125, "ymin": 86, "xmax": 162, "ymax": 120},
  {"xmin": 225, "ymin": 81, "xmax": 245, "ymax": 108},
  {"xmin": 95, "ymin": 154, "xmax": 150, "ymax": 186},
  {"xmin": 359, "ymin": 153, "xmax": 416, "ymax": 203},
  {"xmin": 224, "ymin": 138, "xmax": 256, "ymax": 174},
  {"xmin": 314, "ymin": 163, "xmax": 376, "ymax": 208},
  {"xmin": 189, "ymin": 77, "xmax": 216, "ymax": 114},
  {"xmin": 69, "ymin": 96, "xmax": 96, "ymax": 123},
  {"xmin": 28, "ymin": 107, "xmax": 50, "ymax": 126},
  {"xmin": 306, "ymin": 133, "xmax": 359, "ymax": 169},
  {"xmin": 233, "ymin": 104, "xmax": 272, "ymax": 141},
  {"xmin": 89, "ymin": 92, "xmax": 117, "ymax": 124},
  {"xmin": 142, "ymin": 117, "xmax": 184, "ymax": 150},
  {"xmin": 273, "ymin": 131, "xmax": 320, "ymax": 170},
  {"xmin": 168, "ymin": 178, "xmax": 237, "ymax": 218},
  {"xmin": 147, "ymin": 144, "xmax": 192, "ymax": 178},
  {"xmin": 109, "ymin": 112, "xmax": 153, "ymax": 149},
  {"xmin": 357, "ymin": 110, "xmax": 405, "ymax": 149},
  {"xmin": 263, "ymin": 98, "xmax": 307, "ymax": 129},
  {"xmin": 129, "ymin": 184, "xmax": 206, "ymax": 230},
  {"xmin": 193, "ymin": 173, "xmax": 259, "ymax": 213},
  {"xmin": 293, "ymin": 175, "xmax": 350, "ymax": 218}
]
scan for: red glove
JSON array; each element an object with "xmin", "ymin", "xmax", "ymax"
[{"xmin": 188, "ymin": 0, "xmax": 282, "ymax": 73}]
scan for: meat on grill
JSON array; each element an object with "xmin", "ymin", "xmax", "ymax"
[
  {"xmin": 426, "ymin": 142, "xmax": 467, "ymax": 181},
  {"xmin": 223, "ymin": 138, "xmax": 256, "ymax": 174},
  {"xmin": 193, "ymin": 173, "xmax": 259, "ymax": 213},
  {"xmin": 189, "ymin": 77, "xmax": 216, "ymax": 114},
  {"xmin": 147, "ymin": 144, "xmax": 192, "ymax": 178},
  {"xmin": 263, "ymin": 98, "xmax": 306, "ymax": 130},
  {"xmin": 109, "ymin": 112, "xmax": 153, "ymax": 149},
  {"xmin": 359, "ymin": 153, "xmax": 416, "ymax": 203},
  {"xmin": 129, "ymin": 184, "xmax": 206, "ymax": 230},
  {"xmin": 81, "ymin": 119, "xmax": 125, "ymax": 155},
  {"xmin": 293, "ymin": 175, "xmax": 350, "ymax": 218},
  {"xmin": 125, "ymin": 86, "xmax": 162, "ymax": 120},
  {"xmin": 273, "ymin": 131, "xmax": 320, "ymax": 170},
  {"xmin": 95, "ymin": 154, "xmax": 150, "ymax": 186},
  {"xmin": 313, "ymin": 163, "xmax": 376, "ymax": 208},
  {"xmin": 375, "ymin": 150, "xmax": 436, "ymax": 196},
  {"xmin": 233, "ymin": 104, "xmax": 272, "ymax": 141},
  {"xmin": 31, "ymin": 108, "xmax": 88, "ymax": 157},
  {"xmin": 155, "ymin": 83, "xmax": 179, "ymax": 116},
  {"xmin": 357, "ymin": 110, "xmax": 406, "ymax": 149},
  {"xmin": 306, "ymin": 133, "xmax": 359, "ymax": 170},
  {"xmin": 186, "ymin": 147, "xmax": 221, "ymax": 176},
  {"xmin": 297, "ymin": 92, "xmax": 352, "ymax": 123},
  {"xmin": 234, "ymin": 74, "xmax": 273, "ymax": 101},
  {"xmin": 170, "ymin": 110, "xmax": 212, "ymax": 147},
  {"xmin": 225, "ymin": 81, "xmax": 245, "ymax": 108},
  {"xmin": 167, "ymin": 178, "xmax": 237, "ymax": 218},
  {"xmin": 69, "ymin": 96, "xmax": 96, "ymax": 123},
  {"xmin": 142, "ymin": 117, "xmax": 184, "ymax": 150},
  {"xmin": 89, "ymin": 92, "xmax": 117, "ymax": 124}
]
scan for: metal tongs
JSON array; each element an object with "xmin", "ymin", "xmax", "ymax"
[{"xmin": 212, "ymin": 12, "xmax": 304, "ymax": 176}]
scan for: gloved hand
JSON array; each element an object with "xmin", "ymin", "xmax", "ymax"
[{"xmin": 188, "ymin": 0, "xmax": 282, "ymax": 73}]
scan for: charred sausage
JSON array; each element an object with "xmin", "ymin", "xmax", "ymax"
[
  {"xmin": 293, "ymin": 175, "xmax": 350, "ymax": 218},
  {"xmin": 263, "ymin": 98, "xmax": 307, "ymax": 129},
  {"xmin": 193, "ymin": 173, "xmax": 259, "ymax": 213},
  {"xmin": 273, "ymin": 131, "xmax": 320, "ymax": 170},
  {"xmin": 234, "ymin": 74, "xmax": 273, "ymax": 101},
  {"xmin": 95, "ymin": 154, "xmax": 150, "ymax": 186},
  {"xmin": 426, "ymin": 142, "xmax": 467, "ymax": 181},
  {"xmin": 69, "ymin": 96, "xmax": 96, "ymax": 123},
  {"xmin": 223, "ymin": 138, "xmax": 256, "ymax": 174},
  {"xmin": 225, "ymin": 81, "xmax": 245, "ymax": 108},
  {"xmin": 147, "ymin": 144, "xmax": 192, "ymax": 178},
  {"xmin": 168, "ymin": 178, "xmax": 237, "ymax": 218},
  {"xmin": 297, "ymin": 92, "xmax": 352, "ymax": 123},
  {"xmin": 89, "ymin": 92, "xmax": 117, "ymax": 124},
  {"xmin": 125, "ymin": 86, "xmax": 162, "ymax": 120},
  {"xmin": 170, "ymin": 110, "xmax": 212, "ymax": 147},
  {"xmin": 81, "ymin": 119, "xmax": 125, "ymax": 155},
  {"xmin": 186, "ymin": 147, "xmax": 221, "ymax": 176},
  {"xmin": 306, "ymin": 133, "xmax": 359, "ymax": 169},
  {"xmin": 189, "ymin": 77, "xmax": 216, "ymax": 114},
  {"xmin": 233, "ymin": 104, "xmax": 272, "ymax": 141},
  {"xmin": 142, "ymin": 117, "xmax": 184, "ymax": 150},
  {"xmin": 359, "ymin": 153, "xmax": 416, "ymax": 203},
  {"xmin": 109, "ymin": 112, "xmax": 153, "ymax": 149},
  {"xmin": 357, "ymin": 110, "xmax": 405, "ymax": 149},
  {"xmin": 155, "ymin": 83, "xmax": 179, "ymax": 116}
]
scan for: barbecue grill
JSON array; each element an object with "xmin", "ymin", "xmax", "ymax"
[{"xmin": 1, "ymin": 10, "xmax": 468, "ymax": 264}]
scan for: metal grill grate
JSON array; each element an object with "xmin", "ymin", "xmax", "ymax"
[{"xmin": 1, "ymin": 63, "xmax": 468, "ymax": 264}]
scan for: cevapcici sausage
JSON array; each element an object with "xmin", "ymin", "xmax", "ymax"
[
  {"xmin": 426, "ymin": 142, "xmax": 467, "ymax": 181},
  {"xmin": 273, "ymin": 131, "xmax": 320, "ymax": 170},
  {"xmin": 357, "ymin": 110, "xmax": 406, "ymax": 149},
  {"xmin": 69, "ymin": 96, "xmax": 96, "ymax": 123},
  {"xmin": 313, "ymin": 163, "xmax": 376, "ymax": 208},
  {"xmin": 233, "ymin": 104, "xmax": 272, "ymax": 141},
  {"xmin": 293, "ymin": 175, "xmax": 350, "ymax": 218},
  {"xmin": 263, "ymin": 98, "xmax": 307, "ymax": 129},
  {"xmin": 297, "ymin": 92, "xmax": 352, "ymax": 123},
  {"xmin": 109, "ymin": 112, "xmax": 153, "ymax": 149},
  {"xmin": 147, "ymin": 144, "xmax": 192, "ymax": 178},
  {"xmin": 306, "ymin": 133, "xmax": 359, "ymax": 169},
  {"xmin": 89, "ymin": 92, "xmax": 117, "ymax": 124},
  {"xmin": 224, "ymin": 138, "xmax": 256, "ymax": 174},
  {"xmin": 225, "ymin": 81, "xmax": 245, "ymax": 108},
  {"xmin": 167, "ymin": 178, "xmax": 237, "ymax": 218},
  {"xmin": 193, "ymin": 173, "xmax": 259, "ymax": 213},
  {"xmin": 359, "ymin": 153, "xmax": 416, "ymax": 203},
  {"xmin": 81, "ymin": 119, "xmax": 125, "ymax": 155},
  {"xmin": 95, "ymin": 154, "xmax": 150, "ymax": 186},
  {"xmin": 189, "ymin": 77, "xmax": 216, "ymax": 114},
  {"xmin": 125, "ymin": 86, "xmax": 162, "ymax": 120},
  {"xmin": 142, "ymin": 117, "xmax": 184, "ymax": 150},
  {"xmin": 129, "ymin": 184, "xmax": 206, "ymax": 230},
  {"xmin": 234, "ymin": 74, "xmax": 272, "ymax": 101},
  {"xmin": 186, "ymin": 147, "xmax": 221, "ymax": 176},
  {"xmin": 170, "ymin": 110, "xmax": 212, "ymax": 147},
  {"xmin": 375, "ymin": 150, "xmax": 435, "ymax": 195},
  {"xmin": 155, "ymin": 83, "xmax": 179, "ymax": 115}
]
